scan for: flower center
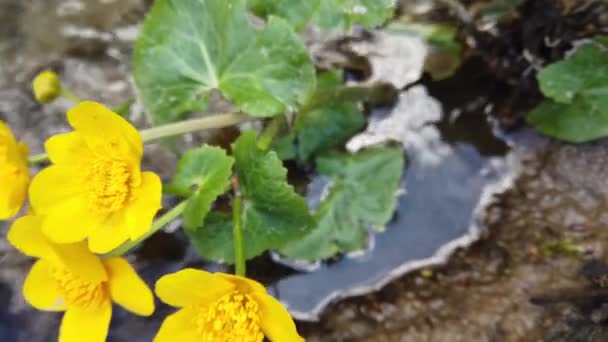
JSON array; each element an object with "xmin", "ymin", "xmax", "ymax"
[
  {"xmin": 50, "ymin": 266, "xmax": 107, "ymax": 309},
  {"xmin": 86, "ymin": 158, "xmax": 132, "ymax": 215},
  {"xmin": 194, "ymin": 291, "xmax": 264, "ymax": 342}
]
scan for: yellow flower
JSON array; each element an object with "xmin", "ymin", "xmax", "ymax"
[
  {"xmin": 0, "ymin": 120, "xmax": 29, "ymax": 219},
  {"xmin": 32, "ymin": 70, "xmax": 62, "ymax": 104},
  {"xmin": 29, "ymin": 101, "xmax": 162, "ymax": 253},
  {"xmin": 155, "ymin": 269, "xmax": 304, "ymax": 342},
  {"xmin": 9, "ymin": 214, "xmax": 155, "ymax": 342}
]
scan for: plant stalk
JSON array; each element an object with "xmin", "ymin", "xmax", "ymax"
[
  {"xmin": 103, "ymin": 200, "xmax": 188, "ymax": 258},
  {"xmin": 232, "ymin": 178, "xmax": 246, "ymax": 276},
  {"xmin": 257, "ymin": 117, "xmax": 282, "ymax": 151},
  {"xmin": 140, "ymin": 113, "xmax": 250, "ymax": 142},
  {"xmin": 60, "ymin": 88, "xmax": 82, "ymax": 103},
  {"xmin": 27, "ymin": 153, "xmax": 50, "ymax": 165},
  {"xmin": 27, "ymin": 112, "xmax": 251, "ymax": 165}
]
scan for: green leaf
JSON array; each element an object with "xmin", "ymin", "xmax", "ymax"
[
  {"xmin": 315, "ymin": 0, "xmax": 396, "ymax": 32},
  {"xmin": 280, "ymin": 147, "xmax": 405, "ymax": 261},
  {"xmin": 274, "ymin": 72, "xmax": 366, "ymax": 160},
  {"xmin": 595, "ymin": 35, "xmax": 608, "ymax": 48},
  {"xmin": 528, "ymin": 98, "xmax": 608, "ymax": 143},
  {"xmin": 249, "ymin": 0, "xmax": 319, "ymax": 31},
  {"xmin": 528, "ymin": 41, "xmax": 608, "ymax": 142},
  {"xmin": 296, "ymin": 100, "xmax": 365, "ymax": 160},
  {"xmin": 185, "ymin": 212, "xmax": 234, "ymax": 261},
  {"xmin": 188, "ymin": 132, "xmax": 314, "ymax": 262},
  {"xmin": 133, "ymin": 0, "xmax": 315, "ymax": 124},
  {"xmin": 249, "ymin": 0, "xmax": 396, "ymax": 32},
  {"xmin": 169, "ymin": 146, "xmax": 234, "ymax": 229},
  {"xmin": 272, "ymin": 131, "xmax": 297, "ymax": 160},
  {"xmin": 537, "ymin": 44, "xmax": 608, "ymax": 104}
]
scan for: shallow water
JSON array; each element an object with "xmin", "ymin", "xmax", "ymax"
[
  {"xmin": 273, "ymin": 85, "xmax": 515, "ymax": 320},
  {"xmin": 300, "ymin": 132, "xmax": 608, "ymax": 340},
  {"xmin": 1, "ymin": 1, "xmax": 607, "ymax": 341}
]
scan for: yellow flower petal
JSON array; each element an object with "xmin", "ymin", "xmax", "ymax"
[
  {"xmin": 29, "ymin": 102, "xmax": 162, "ymax": 254},
  {"xmin": 104, "ymin": 258, "xmax": 154, "ymax": 316},
  {"xmin": 0, "ymin": 120, "xmax": 13, "ymax": 141},
  {"xmin": 41, "ymin": 197, "xmax": 93, "ymax": 244},
  {"xmin": 23, "ymin": 259, "xmax": 66, "ymax": 311},
  {"xmin": 154, "ymin": 308, "xmax": 199, "ymax": 342},
  {"xmin": 59, "ymin": 300, "xmax": 112, "ymax": 342},
  {"xmin": 44, "ymin": 132, "xmax": 90, "ymax": 165},
  {"xmin": 7, "ymin": 215, "xmax": 53, "ymax": 258},
  {"xmin": 66, "ymin": 101, "xmax": 143, "ymax": 159},
  {"xmin": 87, "ymin": 212, "xmax": 130, "ymax": 253},
  {"xmin": 125, "ymin": 171, "xmax": 162, "ymax": 240},
  {"xmin": 0, "ymin": 121, "xmax": 29, "ymax": 220},
  {"xmin": 0, "ymin": 166, "xmax": 29, "ymax": 219},
  {"xmin": 253, "ymin": 292, "xmax": 304, "ymax": 342},
  {"xmin": 29, "ymin": 165, "xmax": 85, "ymax": 213},
  {"xmin": 216, "ymin": 273, "xmax": 268, "ymax": 294},
  {"xmin": 51, "ymin": 242, "xmax": 108, "ymax": 283},
  {"xmin": 155, "ymin": 269, "xmax": 234, "ymax": 308},
  {"xmin": 0, "ymin": 120, "xmax": 27, "ymax": 161}
]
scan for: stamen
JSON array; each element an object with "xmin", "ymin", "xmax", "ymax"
[
  {"xmin": 50, "ymin": 266, "xmax": 108, "ymax": 309},
  {"xmin": 194, "ymin": 291, "xmax": 264, "ymax": 342},
  {"xmin": 85, "ymin": 157, "xmax": 132, "ymax": 214}
]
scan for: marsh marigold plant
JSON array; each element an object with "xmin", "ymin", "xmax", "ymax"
[
  {"xmin": 155, "ymin": 269, "xmax": 304, "ymax": 342},
  {"xmin": 8, "ymin": 214, "xmax": 155, "ymax": 342},
  {"xmin": 29, "ymin": 101, "xmax": 162, "ymax": 253},
  {"xmin": 0, "ymin": 120, "xmax": 29, "ymax": 220}
]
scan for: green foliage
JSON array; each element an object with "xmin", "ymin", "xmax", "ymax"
[
  {"xmin": 318, "ymin": 0, "xmax": 396, "ymax": 31},
  {"xmin": 474, "ymin": 0, "xmax": 524, "ymax": 22},
  {"xmin": 129, "ymin": 0, "xmax": 411, "ymax": 267},
  {"xmin": 249, "ymin": 0, "xmax": 396, "ymax": 32},
  {"xmin": 419, "ymin": 25, "xmax": 463, "ymax": 80},
  {"xmin": 280, "ymin": 147, "xmax": 405, "ymax": 261},
  {"xmin": 528, "ymin": 40, "xmax": 608, "ymax": 143},
  {"xmin": 187, "ymin": 132, "xmax": 314, "ymax": 262},
  {"xmin": 249, "ymin": 0, "xmax": 318, "ymax": 31},
  {"xmin": 169, "ymin": 146, "xmax": 234, "ymax": 230},
  {"xmin": 133, "ymin": 0, "xmax": 315, "ymax": 124},
  {"xmin": 296, "ymin": 101, "xmax": 365, "ymax": 160},
  {"xmin": 595, "ymin": 35, "xmax": 608, "ymax": 47},
  {"xmin": 274, "ymin": 72, "xmax": 366, "ymax": 161}
]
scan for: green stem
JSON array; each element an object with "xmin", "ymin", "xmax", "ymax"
[
  {"xmin": 103, "ymin": 200, "xmax": 188, "ymax": 258},
  {"xmin": 113, "ymin": 98, "xmax": 135, "ymax": 117},
  {"xmin": 60, "ymin": 87, "xmax": 82, "ymax": 103},
  {"xmin": 256, "ymin": 117, "xmax": 282, "ymax": 151},
  {"xmin": 26, "ymin": 112, "xmax": 251, "ymax": 165},
  {"xmin": 139, "ymin": 113, "xmax": 250, "ymax": 142},
  {"xmin": 27, "ymin": 153, "xmax": 49, "ymax": 165},
  {"xmin": 232, "ymin": 191, "xmax": 246, "ymax": 276}
]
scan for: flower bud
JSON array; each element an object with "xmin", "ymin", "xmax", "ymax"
[{"xmin": 32, "ymin": 70, "xmax": 61, "ymax": 104}]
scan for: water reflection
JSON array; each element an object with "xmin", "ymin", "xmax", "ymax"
[{"xmin": 273, "ymin": 86, "xmax": 515, "ymax": 320}]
